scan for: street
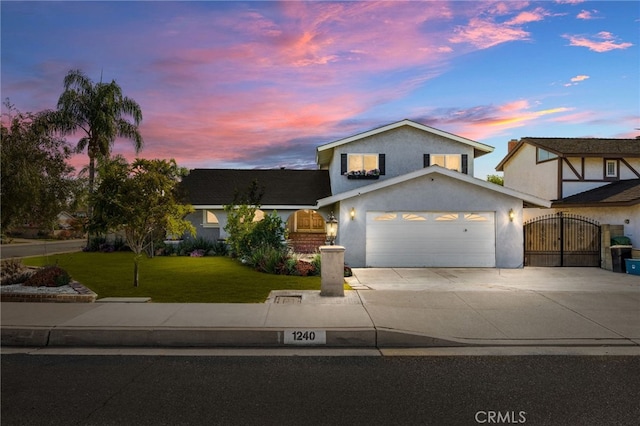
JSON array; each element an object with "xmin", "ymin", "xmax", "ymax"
[
  {"xmin": 2, "ymin": 353, "xmax": 639, "ymax": 425},
  {"xmin": 0, "ymin": 239, "xmax": 85, "ymax": 259}
]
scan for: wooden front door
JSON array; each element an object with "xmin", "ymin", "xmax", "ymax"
[{"xmin": 295, "ymin": 210, "xmax": 325, "ymax": 233}]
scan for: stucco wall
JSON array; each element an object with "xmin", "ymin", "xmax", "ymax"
[
  {"xmin": 504, "ymin": 144, "xmax": 558, "ymax": 200},
  {"xmin": 187, "ymin": 208, "xmax": 333, "ymax": 242},
  {"xmin": 328, "ymin": 126, "xmax": 475, "ymax": 195},
  {"xmin": 334, "ymin": 173, "xmax": 524, "ymax": 268}
]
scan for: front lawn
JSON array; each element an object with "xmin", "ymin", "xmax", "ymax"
[{"xmin": 23, "ymin": 252, "xmax": 325, "ymax": 303}]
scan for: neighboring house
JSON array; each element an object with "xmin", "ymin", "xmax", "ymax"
[
  {"xmin": 496, "ymin": 137, "xmax": 640, "ymax": 267},
  {"xmin": 56, "ymin": 211, "xmax": 75, "ymax": 230},
  {"xmin": 181, "ymin": 119, "xmax": 550, "ymax": 268}
]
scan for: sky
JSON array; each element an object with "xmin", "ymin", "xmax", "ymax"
[{"xmin": 2, "ymin": 1, "xmax": 638, "ymax": 180}]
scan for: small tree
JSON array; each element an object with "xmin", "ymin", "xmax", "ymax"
[
  {"xmin": 223, "ymin": 180, "xmax": 265, "ymax": 258},
  {"xmin": 487, "ymin": 174, "xmax": 504, "ymax": 186},
  {"xmin": 92, "ymin": 157, "xmax": 195, "ymax": 287}
]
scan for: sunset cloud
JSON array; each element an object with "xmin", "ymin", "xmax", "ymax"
[
  {"xmin": 2, "ymin": 1, "xmax": 637, "ymax": 180},
  {"xmin": 576, "ymin": 10, "xmax": 599, "ymax": 20},
  {"xmin": 563, "ymin": 31, "xmax": 633, "ymax": 52},
  {"xmin": 564, "ymin": 74, "xmax": 590, "ymax": 86},
  {"xmin": 450, "ymin": 17, "xmax": 530, "ymax": 49}
]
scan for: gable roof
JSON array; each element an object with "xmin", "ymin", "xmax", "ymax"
[
  {"xmin": 180, "ymin": 169, "xmax": 331, "ymax": 208},
  {"xmin": 496, "ymin": 137, "xmax": 640, "ymax": 171},
  {"xmin": 316, "ymin": 119, "xmax": 494, "ymax": 167},
  {"xmin": 317, "ymin": 166, "xmax": 551, "ymax": 208},
  {"xmin": 552, "ymin": 179, "xmax": 640, "ymax": 207}
]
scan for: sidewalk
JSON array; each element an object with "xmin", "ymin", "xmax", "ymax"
[{"xmin": 2, "ymin": 267, "xmax": 639, "ymax": 349}]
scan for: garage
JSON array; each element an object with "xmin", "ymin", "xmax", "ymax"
[{"xmin": 365, "ymin": 211, "xmax": 496, "ymax": 267}]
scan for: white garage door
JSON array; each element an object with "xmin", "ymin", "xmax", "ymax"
[{"xmin": 366, "ymin": 212, "xmax": 496, "ymax": 267}]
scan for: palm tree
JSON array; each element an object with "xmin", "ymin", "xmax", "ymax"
[
  {"xmin": 51, "ymin": 70, "xmax": 143, "ymax": 241},
  {"xmin": 54, "ymin": 69, "xmax": 143, "ymax": 196}
]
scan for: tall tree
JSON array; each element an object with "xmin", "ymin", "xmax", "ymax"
[
  {"xmin": 50, "ymin": 69, "xmax": 143, "ymax": 225},
  {"xmin": 1, "ymin": 101, "xmax": 80, "ymax": 235},
  {"xmin": 92, "ymin": 157, "xmax": 195, "ymax": 287}
]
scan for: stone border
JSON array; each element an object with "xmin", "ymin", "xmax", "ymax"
[{"xmin": 0, "ymin": 281, "xmax": 97, "ymax": 303}]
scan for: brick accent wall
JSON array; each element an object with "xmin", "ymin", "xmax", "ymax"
[{"xmin": 288, "ymin": 232, "xmax": 326, "ymax": 254}]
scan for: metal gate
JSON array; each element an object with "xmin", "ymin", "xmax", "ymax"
[{"xmin": 524, "ymin": 213, "xmax": 601, "ymax": 267}]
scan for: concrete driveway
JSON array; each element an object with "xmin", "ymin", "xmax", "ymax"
[{"xmin": 349, "ymin": 267, "xmax": 640, "ymax": 292}]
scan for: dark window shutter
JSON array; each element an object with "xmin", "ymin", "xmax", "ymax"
[
  {"xmin": 341, "ymin": 154, "xmax": 347, "ymax": 175},
  {"xmin": 423, "ymin": 154, "xmax": 430, "ymax": 168},
  {"xmin": 379, "ymin": 154, "xmax": 386, "ymax": 175},
  {"xmin": 462, "ymin": 154, "xmax": 468, "ymax": 174}
]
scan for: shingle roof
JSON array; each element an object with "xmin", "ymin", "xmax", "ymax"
[
  {"xmin": 179, "ymin": 169, "xmax": 331, "ymax": 206},
  {"xmin": 496, "ymin": 137, "xmax": 640, "ymax": 171},
  {"xmin": 552, "ymin": 179, "xmax": 640, "ymax": 207},
  {"xmin": 524, "ymin": 138, "xmax": 640, "ymax": 156}
]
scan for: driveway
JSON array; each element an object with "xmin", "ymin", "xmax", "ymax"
[{"xmin": 349, "ymin": 267, "xmax": 640, "ymax": 292}]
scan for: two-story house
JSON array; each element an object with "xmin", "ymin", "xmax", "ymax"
[
  {"xmin": 496, "ymin": 137, "xmax": 640, "ymax": 266},
  {"xmin": 181, "ymin": 119, "xmax": 550, "ymax": 268}
]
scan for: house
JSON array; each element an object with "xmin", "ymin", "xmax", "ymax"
[
  {"xmin": 496, "ymin": 137, "xmax": 640, "ymax": 267},
  {"xmin": 180, "ymin": 169, "xmax": 332, "ymax": 253},
  {"xmin": 181, "ymin": 119, "xmax": 550, "ymax": 268}
]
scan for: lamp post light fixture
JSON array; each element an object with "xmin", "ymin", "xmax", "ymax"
[{"xmin": 326, "ymin": 211, "xmax": 338, "ymax": 245}]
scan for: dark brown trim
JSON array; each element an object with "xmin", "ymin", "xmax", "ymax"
[
  {"xmin": 621, "ymin": 158, "xmax": 640, "ymax": 178},
  {"xmin": 563, "ymin": 158, "xmax": 582, "ymax": 180},
  {"xmin": 557, "ymin": 157, "xmax": 563, "ymax": 199}
]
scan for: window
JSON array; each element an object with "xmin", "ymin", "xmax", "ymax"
[
  {"xmin": 341, "ymin": 153, "xmax": 385, "ymax": 176},
  {"xmin": 430, "ymin": 154, "xmax": 461, "ymax": 172},
  {"xmin": 348, "ymin": 154, "xmax": 379, "ymax": 173},
  {"xmin": 203, "ymin": 210, "xmax": 219, "ymax": 228},
  {"xmin": 537, "ymin": 148, "xmax": 558, "ymax": 162},
  {"xmin": 605, "ymin": 160, "xmax": 618, "ymax": 178}
]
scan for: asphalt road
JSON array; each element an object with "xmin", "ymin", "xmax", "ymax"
[
  {"xmin": 2, "ymin": 354, "xmax": 639, "ymax": 425},
  {"xmin": 0, "ymin": 239, "xmax": 85, "ymax": 259}
]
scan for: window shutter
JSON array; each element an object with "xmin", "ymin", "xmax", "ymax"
[
  {"xmin": 423, "ymin": 154, "xmax": 430, "ymax": 168},
  {"xmin": 341, "ymin": 154, "xmax": 347, "ymax": 175},
  {"xmin": 379, "ymin": 154, "xmax": 386, "ymax": 175},
  {"xmin": 461, "ymin": 154, "xmax": 468, "ymax": 174}
]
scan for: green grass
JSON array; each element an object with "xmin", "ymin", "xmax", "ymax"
[{"xmin": 23, "ymin": 252, "xmax": 326, "ymax": 303}]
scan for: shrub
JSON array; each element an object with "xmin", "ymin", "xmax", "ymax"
[
  {"xmin": 249, "ymin": 246, "xmax": 290, "ymax": 274},
  {"xmin": 311, "ymin": 252, "xmax": 321, "ymax": 276},
  {"xmin": 23, "ymin": 265, "xmax": 71, "ymax": 287},
  {"xmin": 85, "ymin": 236, "xmax": 107, "ymax": 252},
  {"xmin": 1, "ymin": 258, "xmax": 34, "ymax": 285},
  {"xmin": 294, "ymin": 260, "xmax": 316, "ymax": 277}
]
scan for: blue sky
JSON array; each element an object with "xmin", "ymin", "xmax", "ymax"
[{"xmin": 2, "ymin": 1, "xmax": 638, "ymax": 179}]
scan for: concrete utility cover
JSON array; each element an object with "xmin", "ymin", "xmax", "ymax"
[{"xmin": 274, "ymin": 296, "xmax": 302, "ymax": 304}]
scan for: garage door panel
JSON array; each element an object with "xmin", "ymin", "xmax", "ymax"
[{"xmin": 366, "ymin": 211, "xmax": 496, "ymax": 267}]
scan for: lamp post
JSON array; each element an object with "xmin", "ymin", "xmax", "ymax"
[{"xmin": 325, "ymin": 211, "xmax": 338, "ymax": 245}]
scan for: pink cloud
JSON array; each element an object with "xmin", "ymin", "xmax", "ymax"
[
  {"xmin": 576, "ymin": 10, "xmax": 599, "ymax": 20},
  {"xmin": 563, "ymin": 31, "xmax": 633, "ymax": 52},
  {"xmin": 506, "ymin": 8, "xmax": 552, "ymax": 25},
  {"xmin": 449, "ymin": 16, "xmax": 531, "ymax": 49}
]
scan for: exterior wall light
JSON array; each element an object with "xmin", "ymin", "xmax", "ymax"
[
  {"xmin": 509, "ymin": 208, "xmax": 515, "ymax": 222},
  {"xmin": 325, "ymin": 211, "xmax": 338, "ymax": 245},
  {"xmin": 350, "ymin": 207, "xmax": 356, "ymax": 220}
]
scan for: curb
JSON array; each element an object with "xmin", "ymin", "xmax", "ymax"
[
  {"xmin": 2, "ymin": 327, "xmax": 377, "ymax": 348},
  {"xmin": 3, "ymin": 326, "xmax": 637, "ymax": 349}
]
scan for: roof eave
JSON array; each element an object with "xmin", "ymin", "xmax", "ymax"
[
  {"xmin": 316, "ymin": 119, "xmax": 493, "ymax": 167},
  {"xmin": 317, "ymin": 166, "xmax": 551, "ymax": 208}
]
